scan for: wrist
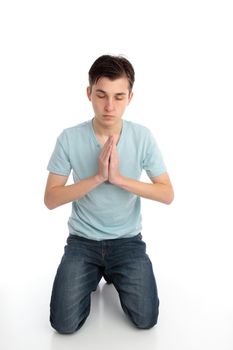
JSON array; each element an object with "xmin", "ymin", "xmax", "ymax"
[
  {"xmin": 109, "ymin": 174, "xmax": 124, "ymax": 186},
  {"xmin": 94, "ymin": 174, "xmax": 106, "ymax": 185}
]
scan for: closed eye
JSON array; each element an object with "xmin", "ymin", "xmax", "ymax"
[
  {"xmin": 115, "ymin": 94, "xmax": 126, "ymax": 101},
  {"xmin": 96, "ymin": 93, "xmax": 105, "ymax": 98}
]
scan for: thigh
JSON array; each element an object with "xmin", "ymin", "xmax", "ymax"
[
  {"xmin": 50, "ymin": 237, "xmax": 102, "ymax": 333},
  {"xmin": 108, "ymin": 236, "xmax": 159, "ymax": 329}
]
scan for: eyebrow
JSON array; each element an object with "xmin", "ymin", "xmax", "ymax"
[{"xmin": 96, "ymin": 89, "xmax": 127, "ymax": 96}]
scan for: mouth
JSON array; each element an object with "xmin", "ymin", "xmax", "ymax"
[{"xmin": 103, "ymin": 115, "xmax": 114, "ymax": 119}]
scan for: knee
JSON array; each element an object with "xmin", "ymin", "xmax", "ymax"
[
  {"xmin": 50, "ymin": 320, "xmax": 78, "ymax": 335},
  {"xmin": 52, "ymin": 326, "xmax": 77, "ymax": 335},
  {"xmin": 135, "ymin": 316, "xmax": 158, "ymax": 330},
  {"xmin": 50, "ymin": 315, "xmax": 86, "ymax": 335},
  {"xmin": 133, "ymin": 307, "xmax": 159, "ymax": 330}
]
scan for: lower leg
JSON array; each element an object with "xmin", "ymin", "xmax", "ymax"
[
  {"xmin": 50, "ymin": 257, "xmax": 102, "ymax": 334},
  {"xmin": 117, "ymin": 257, "xmax": 159, "ymax": 329},
  {"xmin": 107, "ymin": 236, "xmax": 159, "ymax": 329}
]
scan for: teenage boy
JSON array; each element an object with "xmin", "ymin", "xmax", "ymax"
[{"xmin": 44, "ymin": 54, "xmax": 174, "ymax": 333}]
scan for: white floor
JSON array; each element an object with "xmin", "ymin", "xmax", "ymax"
[
  {"xmin": 1, "ymin": 175, "xmax": 233, "ymax": 350},
  {"xmin": 1, "ymin": 251, "xmax": 233, "ymax": 350}
]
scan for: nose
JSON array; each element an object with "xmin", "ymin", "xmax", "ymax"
[{"xmin": 104, "ymin": 97, "xmax": 114, "ymax": 112}]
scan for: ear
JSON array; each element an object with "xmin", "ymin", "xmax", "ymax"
[
  {"xmin": 128, "ymin": 91, "xmax": 133, "ymax": 105},
  {"xmin": 87, "ymin": 86, "xmax": 92, "ymax": 101}
]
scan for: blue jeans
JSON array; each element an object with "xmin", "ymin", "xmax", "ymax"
[{"xmin": 50, "ymin": 233, "xmax": 159, "ymax": 333}]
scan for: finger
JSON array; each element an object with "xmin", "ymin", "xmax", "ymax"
[
  {"xmin": 111, "ymin": 134, "xmax": 117, "ymax": 145},
  {"xmin": 101, "ymin": 136, "xmax": 113, "ymax": 153},
  {"xmin": 103, "ymin": 142, "xmax": 114, "ymax": 163},
  {"xmin": 101, "ymin": 137, "xmax": 113, "ymax": 159},
  {"xmin": 111, "ymin": 140, "xmax": 117, "ymax": 153},
  {"xmin": 109, "ymin": 144, "xmax": 117, "ymax": 165},
  {"xmin": 99, "ymin": 145, "xmax": 112, "ymax": 166}
]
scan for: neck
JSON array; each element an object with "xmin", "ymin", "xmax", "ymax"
[
  {"xmin": 92, "ymin": 117, "xmax": 123, "ymax": 137},
  {"xmin": 92, "ymin": 117, "xmax": 123, "ymax": 146}
]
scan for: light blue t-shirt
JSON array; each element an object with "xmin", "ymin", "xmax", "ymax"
[{"xmin": 47, "ymin": 119, "xmax": 166, "ymax": 240}]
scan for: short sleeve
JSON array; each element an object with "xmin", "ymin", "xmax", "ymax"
[
  {"xmin": 47, "ymin": 130, "xmax": 71, "ymax": 176},
  {"xmin": 142, "ymin": 130, "xmax": 167, "ymax": 178}
]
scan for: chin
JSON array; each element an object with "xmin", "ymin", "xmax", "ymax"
[
  {"xmin": 102, "ymin": 115, "xmax": 114, "ymax": 120},
  {"xmin": 95, "ymin": 115, "xmax": 121, "ymax": 126}
]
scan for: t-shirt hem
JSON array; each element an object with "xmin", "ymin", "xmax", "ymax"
[
  {"xmin": 69, "ymin": 230, "xmax": 142, "ymax": 241},
  {"xmin": 47, "ymin": 166, "xmax": 70, "ymax": 177}
]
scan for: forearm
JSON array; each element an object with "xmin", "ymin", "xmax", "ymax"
[
  {"xmin": 44, "ymin": 175, "xmax": 104, "ymax": 210},
  {"xmin": 114, "ymin": 176, "xmax": 174, "ymax": 204}
]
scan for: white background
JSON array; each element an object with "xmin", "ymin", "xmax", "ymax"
[{"xmin": 0, "ymin": 1, "xmax": 233, "ymax": 349}]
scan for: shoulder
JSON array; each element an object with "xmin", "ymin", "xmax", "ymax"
[
  {"xmin": 54, "ymin": 120, "xmax": 91, "ymax": 152},
  {"xmin": 58, "ymin": 120, "xmax": 91, "ymax": 142},
  {"xmin": 124, "ymin": 120, "xmax": 161, "ymax": 155},
  {"xmin": 124, "ymin": 120, "xmax": 151, "ymax": 136},
  {"xmin": 62, "ymin": 120, "xmax": 91, "ymax": 136},
  {"xmin": 124, "ymin": 120, "xmax": 154, "ymax": 144}
]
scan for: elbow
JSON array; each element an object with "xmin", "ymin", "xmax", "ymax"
[
  {"xmin": 44, "ymin": 194, "xmax": 57, "ymax": 210},
  {"xmin": 163, "ymin": 188, "xmax": 174, "ymax": 205},
  {"xmin": 44, "ymin": 200, "xmax": 55, "ymax": 211},
  {"xmin": 165, "ymin": 196, "xmax": 174, "ymax": 205},
  {"xmin": 45, "ymin": 203, "xmax": 56, "ymax": 210}
]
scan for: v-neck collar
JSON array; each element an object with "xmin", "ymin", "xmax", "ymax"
[{"xmin": 89, "ymin": 119, "xmax": 126, "ymax": 149}]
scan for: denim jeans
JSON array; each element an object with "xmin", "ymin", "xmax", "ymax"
[{"xmin": 50, "ymin": 233, "xmax": 159, "ymax": 333}]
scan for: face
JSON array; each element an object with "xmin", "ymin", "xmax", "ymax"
[{"xmin": 87, "ymin": 77, "xmax": 133, "ymax": 128}]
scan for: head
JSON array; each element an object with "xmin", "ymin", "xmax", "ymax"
[
  {"xmin": 87, "ymin": 55, "xmax": 135, "ymax": 128},
  {"xmin": 88, "ymin": 54, "xmax": 135, "ymax": 93}
]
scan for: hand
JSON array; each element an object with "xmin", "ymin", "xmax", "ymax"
[
  {"xmin": 108, "ymin": 137, "xmax": 122, "ymax": 185},
  {"xmin": 96, "ymin": 136, "xmax": 113, "ymax": 182}
]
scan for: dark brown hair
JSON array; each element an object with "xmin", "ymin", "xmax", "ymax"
[{"xmin": 88, "ymin": 55, "xmax": 135, "ymax": 91}]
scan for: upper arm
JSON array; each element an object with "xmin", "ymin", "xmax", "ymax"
[
  {"xmin": 150, "ymin": 172, "xmax": 173, "ymax": 187},
  {"xmin": 44, "ymin": 172, "xmax": 69, "ymax": 209},
  {"xmin": 45, "ymin": 172, "xmax": 69, "ymax": 192}
]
